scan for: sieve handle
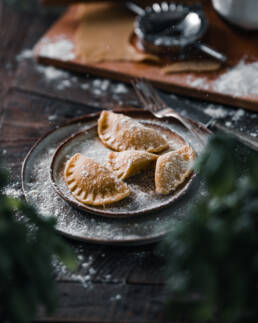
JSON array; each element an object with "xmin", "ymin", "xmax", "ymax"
[
  {"xmin": 196, "ymin": 43, "xmax": 227, "ymax": 63},
  {"xmin": 125, "ymin": 1, "xmax": 145, "ymax": 16}
]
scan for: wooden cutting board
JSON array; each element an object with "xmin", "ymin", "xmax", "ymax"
[{"xmin": 34, "ymin": 2, "xmax": 258, "ymax": 112}]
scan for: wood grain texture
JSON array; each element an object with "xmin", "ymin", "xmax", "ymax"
[
  {"xmin": 56, "ymin": 245, "xmax": 165, "ymax": 284},
  {"xmin": 0, "ymin": 1, "xmax": 35, "ymax": 119},
  {"xmin": 14, "ymin": 59, "xmax": 139, "ymax": 109},
  {"xmin": 36, "ymin": 282, "xmax": 168, "ymax": 323},
  {"xmin": 34, "ymin": 3, "xmax": 258, "ymax": 111},
  {"xmin": 0, "ymin": 90, "xmax": 92, "ymax": 142}
]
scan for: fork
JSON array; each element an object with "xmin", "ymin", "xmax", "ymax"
[{"xmin": 131, "ymin": 78, "xmax": 205, "ymax": 144}]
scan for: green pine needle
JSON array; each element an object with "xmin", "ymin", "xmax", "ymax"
[{"xmin": 0, "ymin": 165, "xmax": 77, "ymax": 323}]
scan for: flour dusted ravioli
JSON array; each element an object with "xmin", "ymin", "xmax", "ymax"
[
  {"xmin": 64, "ymin": 153, "xmax": 130, "ymax": 206},
  {"xmin": 107, "ymin": 150, "xmax": 158, "ymax": 180},
  {"xmin": 98, "ymin": 111, "xmax": 168, "ymax": 153},
  {"xmin": 155, "ymin": 145, "xmax": 196, "ymax": 195}
]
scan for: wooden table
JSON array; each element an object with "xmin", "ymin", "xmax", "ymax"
[{"xmin": 0, "ymin": 3, "xmax": 257, "ymax": 322}]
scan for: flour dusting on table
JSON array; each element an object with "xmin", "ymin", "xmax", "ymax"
[
  {"xmin": 40, "ymin": 36, "xmax": 75, "ymax": 61},
  {"xmin": 36, "ymin": 65, "xmax": 69, "ymax": 81},
  {"xmin": 214, "ymin": 60, "xmax": 258, "ymax": 97},
  {"xmin": 186, "ymin": 76, "xmax": 209, "ymax": 90},
  {"xmin": 2, "ymin": 183, "xmax": 23, "ymax": 198},
  {"xmin": 232, "ymin": 109, "xmax": 245, "ymax": 122},
  {"xmin": 16, "ymin": 49, "xmax": 33, "ymax": 61},
  {"xmin": 204, "ymin": 105, "xmax": 229, "ymax": 119}
]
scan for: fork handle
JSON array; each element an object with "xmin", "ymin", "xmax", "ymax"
[
  {"xmin": 196, "ymin": 43, "xmax": 227, "ymax": 63},
  {"xmin": 162, "ymin": 109, "xmax": 205, "ymax": 144}
]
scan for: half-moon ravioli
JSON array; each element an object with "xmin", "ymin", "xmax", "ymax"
[
  {"xmin": 64, "ymin": 153, "xmax": 130, "ymax": 206},
  {"xmin": 98, "ymin": 111, "xmax": 168, "ymax": 153},
  {"xmin": 107, "ymin": 150, "xmax": 158, "ymax": 180},
  {"xmin": 155, "ymin": 145, "xmax": 196, "ymax": 195}
]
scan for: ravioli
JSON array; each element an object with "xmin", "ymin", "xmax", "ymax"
[
  {"xmin": 98, "ymin": 111, "xmax": 168, "ymax": 153},
  {"xmin": 107, "ymin": 150, "xmax": 158, "ymax": 180},
  {"xmin": 64, "ymin": 153, "xmax": 130, "ymax": 206},
  {"xmin": 155, "ymin": 145, "xmax": 196, "ymax": 195}
]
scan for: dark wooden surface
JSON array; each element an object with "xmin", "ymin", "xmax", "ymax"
[{"xmin": 0, "ymin": 2, "xmax": 257, "ymax": 322}]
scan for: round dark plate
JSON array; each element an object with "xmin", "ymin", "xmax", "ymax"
[
  {"xmin": 22, "ymin": 109, "xmax": 210, "ymax": 246},
  {"xmin": 50, "ymin": 121, "xmax": 193, "ymax": 218}
]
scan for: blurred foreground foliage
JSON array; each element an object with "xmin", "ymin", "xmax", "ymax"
[
  {"xmin": 162, "ymin": 134, "xmax": 258, "ymax": 322},
  {"xmin": 0, "ymin": 166, "xmax": 77, "ymax": 323}
]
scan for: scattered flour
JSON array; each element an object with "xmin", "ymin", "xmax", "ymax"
[
  {"xmin": 89, "ymin": 268, "xmax": 96, "ymax": 275},
  {"xmin": 53, "ymin": 251, "xmax": 96, "ymax": 288},
  {"xmin": 104, "ymin": 274, "xmax": 111, "ymax": 281},
  {"xmin": 77, "ymin": 254, "xmax": 84, "ymax": 261},
  {"xmin": 186, "ymin": 76, "xmax": 209, "ymax": 90},
  {"xmin": 225, "ymin": 121, "xmax": 233, "ymax": 127},
  {"xmin": 2, "ymin": 184, "xmax": 23, "ymax": 198},
  {"xmin": 113, "ymin": 83, "xmax": 128, "ymax": 94},
  {"xmin": 36, "ymin": 65, "xmax": 69, "ymax": 81},
  {"xmin": 204, "ymin": 105, "xmax": 229, "ymax": 119},
  {"xmin": 81, "ymin": 83, "xmax": 89, "ymax": 90},
  {"xmin": 232, "ymin": 109, "xmax": 245, "ymax": 122},
  {"xmin": 57, "ymin": 79, "xmax": 72, "ymax": 90},
  {"xmin": 93, "ymin": 88, "xmax": 102, "ymax": 96},
  {"xmin": 111, "ymin": 294, "xmax": 122, "ymax": 301},
  {"xmin": 40, "ymin": 36, "xmax": 75, "ymax": 61},
  {"xmin": 100, "ymin": 80, "xmax": 110, "ymax": 91},
  {"xmin": 36, "ymin": 65, "xmax": 80, "ymax": 91},
  {"xmin": 70, "ymin": 274, "xmax": 92, "ymax": 288},
  {"xmin": 16, "ymin": 49, "xmax": 34, "ymax": 61},
  {"xmin": 214, "ymin": 60, "xmax": 258, "ymax": 97},
  {"xmin": 169, "ymin": 93, "xmax": 179, "ymax": 100},
  {"xmin": 69, "ymin": 253, "xmax": 96, "ymax": 288},
  {"xmin": 16, "ymin": 47, "xmax": 131, "ymax": 99},
  {"xmin": 92, "ymin": 79, "xmax": 111, "ymax": 92},
  {"xmin": 48, "ymin": 115, "xmax": 58, "ymax": 122},
  {"xmin": 93, "ymin": 79, "xmax": 102, "ymax": 87}
]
